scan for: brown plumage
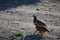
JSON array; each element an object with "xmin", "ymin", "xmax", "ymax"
[
  {"xmin": 33, "ymin": 15, "xmax": 49, "ymax": 35},
  {"xmin": 33, "ymin": 15, "xmax": 47, "ymax": 27}
]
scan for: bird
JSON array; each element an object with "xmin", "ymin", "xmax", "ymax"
[
  {"xmin": 33, "ymin": 15, "xmax": 47, "ymax": 27},
  {"xmin": 33, "ymin": 15, "xmax": 49, "ymax": 35}
]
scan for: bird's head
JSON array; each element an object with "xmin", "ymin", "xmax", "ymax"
[
  {"xmin": 33, "ymin": 15, "xmax": 36, "ymax": 17},
  {"xmin": 32, "ymin": 15, "xmax": 37, "ymax": 19}
]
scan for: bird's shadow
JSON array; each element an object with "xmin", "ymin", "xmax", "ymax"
[
  {"xmin": 21, "ymin": 34, "xmax": 43, "ymax": 40},
  {"xmin": 0, "ymin": 0, "xmax": 41, "ymax": 11}
]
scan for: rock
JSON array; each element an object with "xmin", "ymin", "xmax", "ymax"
[{"xmin": 24, "ymin": 34, "xmax": 43, "ymax": 40}]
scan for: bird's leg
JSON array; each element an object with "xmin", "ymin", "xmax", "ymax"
[
  {"xmin": 33, "ymin": 30, "xmax": 38, "ymax": 35},
  {"xmin": 40, "ymin": 34, "xmax": 43, "ymax": 36},
  {"xmin": 38, "ymin": 32, "xmax": 43, "ymax": 36}
]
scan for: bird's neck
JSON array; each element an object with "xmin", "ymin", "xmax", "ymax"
[{"xmin": 34, "ymin": 17, "xmax": 37, "ymax": 21}]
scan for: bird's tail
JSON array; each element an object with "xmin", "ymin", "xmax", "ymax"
[
  {"xmin": 48, "ymin": 30, "xmax": 50, "ymax": 33},
  {"xmin": 43, "ymin": 33, "xmax": 58, "ymax": 38}
]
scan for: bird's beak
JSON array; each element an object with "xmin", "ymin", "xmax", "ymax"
[
  {"xmin": 32, "ymin": 15, "xmax": 34, "ymax": 17},
  {"xmin": 32, "ymin": 13, "xmax": 36, "ymax": 17}
]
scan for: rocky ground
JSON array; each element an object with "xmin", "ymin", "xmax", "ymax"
[{"xmin": 0, "ymin": 0, "xmax": 60, "ymax": 40}]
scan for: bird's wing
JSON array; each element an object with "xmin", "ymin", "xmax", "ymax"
[
  {"xmin": 35, "ymin": 21, "xmax": 47, "ymax": 27},
  {"xmin": 34, "ymin": 22, "xmax": 42, "ymax": 27}
]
